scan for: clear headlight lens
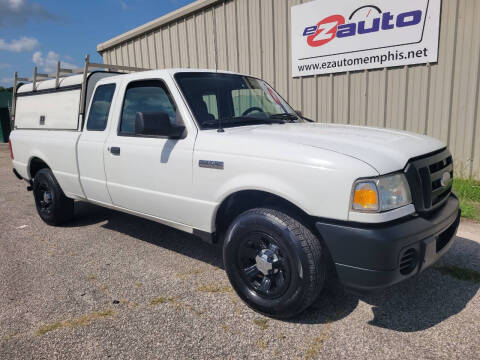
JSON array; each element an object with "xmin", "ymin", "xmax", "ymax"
[{"xmin": 352, "ymin": 173, "xmax": 412, "ymax": 212}]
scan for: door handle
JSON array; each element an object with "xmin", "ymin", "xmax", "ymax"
[{"xmin": 109, "ymin": 146, "xmax": 121, "ymax": 156}]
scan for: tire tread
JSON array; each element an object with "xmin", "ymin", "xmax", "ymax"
[
  {"xmin": 33, "ymin": 169, "xmax": 74, "ymax": 225},
  {"xmin": 225, "ymin": 207, "xmax": 325, "ymax": 318}
]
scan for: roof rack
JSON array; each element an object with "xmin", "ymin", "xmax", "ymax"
[{"xmin": 11, "ymin": 54, "xmax": 151, "ymax": 125}]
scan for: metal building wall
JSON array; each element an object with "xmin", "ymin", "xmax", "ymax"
[{"xmin": 98, "ymin": 0, "xmax": 480, "ymax": 178}]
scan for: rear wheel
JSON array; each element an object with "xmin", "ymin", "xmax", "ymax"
[
  {"xmin": 223, "ymin": 208, "xmax": 326, "ymax": 319},
  {"xmin": 33, "ymin": 169, "xmax": 74, "ymax": 225}
]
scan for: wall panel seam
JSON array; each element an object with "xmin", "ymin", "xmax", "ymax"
[
  {"xmin": 403, "ymin": 65, "xmax": 409, "ymax": 131},
  {"xmin": 383, "ymin": 68, "xmax": 388, "ymax": 128},
  {"xmin": 424, "ymin": 63, "xmax": 432, "ymax": 135},
  {"xmin": 234, "ymin": 0, "xmax": 239, "ymax": 73},
  {"xmin": 446, "ymin": 0, "xmax": 460, "ymax": 147},
  {"xmin": 364, "ymin": 70, "xmax": 368, "ymax": 126}
]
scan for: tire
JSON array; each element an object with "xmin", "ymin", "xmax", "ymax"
[
  {"xmin": 223, "ymin": 208, "xmax": 326, "ymax": 319},
  {"xmin": 33, "ymin": 168, "xmax": 74, "ymax": 226}
]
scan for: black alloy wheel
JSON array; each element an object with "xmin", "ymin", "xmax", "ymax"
[
  {"xmin": 35, "ymin": 182, "xmax": 54, "ymax": 215},
  {"xmin": 223, "ymin": 208, "xmax": 326, "ymax": 319},
  {"xmin": 33, "ymin": 168, "xmax": 74, "ymax": 225},
  {"xmin": 237, "ymin": 231, "xmax": 292, "ymax": 299}
]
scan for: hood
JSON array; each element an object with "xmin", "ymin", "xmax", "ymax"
[{"xmin": 225, "ymin": 123, "xmax": 445, "ymax": 174}]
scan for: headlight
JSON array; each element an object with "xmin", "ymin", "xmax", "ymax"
[{"xmin": 351, "ymin": 173, "xmax": 412, "ymax": 212}]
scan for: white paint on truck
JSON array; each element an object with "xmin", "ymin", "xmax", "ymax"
[{"xmin": 10, "ymin": 68, "xmax": 447, "ymax": 232}]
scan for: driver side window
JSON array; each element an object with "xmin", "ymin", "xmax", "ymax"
[{"xmin": 119, "ymin": 80, "xmax": 177, "ymax": 136}]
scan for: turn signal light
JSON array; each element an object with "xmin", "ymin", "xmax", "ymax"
[{"xmin": 353, "ymin": 183, "xmax": 378, "ymax": 211}]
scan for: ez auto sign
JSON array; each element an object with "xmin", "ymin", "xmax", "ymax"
[{"xmin": 291, "ymin": 0, "xmax": 441, "ymax": 77}]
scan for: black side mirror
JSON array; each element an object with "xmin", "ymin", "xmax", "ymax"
[
  {"xmin": 135, "ymin": 112, "xmax": 185, "ymax": 139},
  {"xmin": 295, "ymin": 110, "xmax": 303, "ymax": 118}
]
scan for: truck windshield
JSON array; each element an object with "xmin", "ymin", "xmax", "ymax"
[{"xmin": 175, "ymin": 72, "xmax": 301, "ymax": 129}]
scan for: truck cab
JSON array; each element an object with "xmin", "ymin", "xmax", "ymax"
[{"xmin": 9, "ymin": 58, "xmax": 460, "ymax": 318}]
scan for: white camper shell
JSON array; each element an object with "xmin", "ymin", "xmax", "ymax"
[
  {"xmin": 11, "ymin": 55, "xmax": 149, "ymax": 131},
  {"xmin": 15, "ymin": 73, "xmax": 115, "ymax": 130}
]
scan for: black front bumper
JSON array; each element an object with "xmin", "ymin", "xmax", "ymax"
[{"xmin": 316, "ymin": 194, "xmax": 461, "ymax": 291}]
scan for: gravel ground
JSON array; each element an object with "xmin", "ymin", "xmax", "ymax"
[{"xmin": 0, "ymin": 143, "xmax": 479, "ymax": 359}]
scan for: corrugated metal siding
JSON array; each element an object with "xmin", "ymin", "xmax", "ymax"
[{"xmin": 99, "ymin": 0, "xmax": 480, "ymax": 178}]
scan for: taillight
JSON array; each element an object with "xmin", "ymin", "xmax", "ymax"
[{"xmin": 8, "ymin": 139, "xmax": 14, "ymax": 159}]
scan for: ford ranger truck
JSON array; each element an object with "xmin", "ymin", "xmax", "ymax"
[{"xmin": 9, "ymin": 66, "xmax": 461, "ymax": 319}]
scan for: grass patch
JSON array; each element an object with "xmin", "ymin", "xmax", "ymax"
[
  {"xmin": 256, "ymin": 339, "xmax": 267, "ymax": 350},
  {"xmin": 304, "ymin": 325, "xmax": 331, "ymax": 360},
  {"xmin": 437, "ymin": 265, "xmax": 480, "ymax": 283},
  {"xmin": 37, "ymin": 309, "xmax": 113, "ymax": 335},
  {"xmin": 453, "ymin": 178, "xmax": 480, "ymax": 202},
  {"xmin": 458, "ymin": 199, "xmax": 480, "ymax": 221},
  {"xmin": 453, "ymin": 178, "xmax": 480, "ymax": 221},
  {"xmin": 253, "ymin": 318, "xmax": 269, "ymax": 330},
  {"xmin": 176, "ymin": 268, "xmax": 206, "ymax": 279},
  {"xmin": 150, "ymin": 297, "xmax": 174, "ymax": 305},
  {"xmin": 196, "ymin": 284, "xmax": 233, "ymax": 293},
  {"xmin": 305, "ymin": 336, "xmax": 328, "ymax": 359}
]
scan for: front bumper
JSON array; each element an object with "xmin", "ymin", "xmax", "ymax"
[{"xmin": 315, "ymin": 194, "xmax": 461, "ymax": 291}]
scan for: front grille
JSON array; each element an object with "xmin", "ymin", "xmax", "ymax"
[
  {"xmin": 404, "ymin": 148, "xmax": 453, "ymax": 214},
  {"xmin": 399, "ymin": 248, "xmax": 418, "ymax": 275}
]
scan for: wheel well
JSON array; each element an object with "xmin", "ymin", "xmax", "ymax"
[
  {"xmin": 215, "ymin": 190, "xmax": 313, "ymax": 235},
  {"xmin": 29, "ymin": 157, "xmax": 50, "ymax": 179}
]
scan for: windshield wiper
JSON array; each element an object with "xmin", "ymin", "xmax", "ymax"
[
  {"xmin": 202, "ymin": 116, "xmax": 285, "ymax": 130},
  {"xmin": 300, "ymin": 115, "xmax": 314, "ymax": 123},
  {"xmin": 271, "ymin": 113, "xmax": 314, "ymax": 123},
  {"xmin": 270, "ymin": 113, "xmax": 299, "ymax": 122}
]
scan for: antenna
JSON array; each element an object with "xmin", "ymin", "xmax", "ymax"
[{"xmin": 217, "ymin": 116, "xmax": 224, "ymax": 133}]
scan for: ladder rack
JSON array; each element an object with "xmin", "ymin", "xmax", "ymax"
[{"xmin": 11, "ymin": 54, "xmax": 151, "ymax": 126}]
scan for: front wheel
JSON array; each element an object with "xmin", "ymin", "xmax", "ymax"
[
  {"xmin": 223, "ymin": 208, "xmax": 326, "ymax": 319},
  {"xmin": 33, "ymin": 169, "xmax": 74, "ymax": 226}
]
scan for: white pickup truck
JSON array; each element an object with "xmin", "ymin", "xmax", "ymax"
[{"xmin": 9, "ymin": 61, "xmax": 460, "ymax": 318}]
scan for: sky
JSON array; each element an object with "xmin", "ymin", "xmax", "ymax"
[{"xmin": 0, "ymin": 0, "xmax": 196, "ymax": 87}]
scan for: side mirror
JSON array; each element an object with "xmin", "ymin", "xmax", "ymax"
[
  {"xmin": 135, "ymin": 112, "xmax": 185, "ymax": 139},
  {"xmin": 295, "ymin": 110, "xmax": 303, "ymax": 118}
]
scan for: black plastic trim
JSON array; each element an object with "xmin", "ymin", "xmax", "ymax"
[
  {"xmin": 316, "ymin": 194, "xmax": 460, "ymax": 291},
  {"xmin": 404, "ymin": 147, "xmax": 452, "ymax": 213},
  {"xmin": 16, "ymin": 84, "xmax": 82, "ymax": 97},
  {"xmin": 193, "ymin": 229, "xmax": 215, "ymax": 244},
  {"xmin": 13, "ymin": 168, "xmax": 23, "ymax": 180}
]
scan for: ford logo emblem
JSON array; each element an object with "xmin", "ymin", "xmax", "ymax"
[{"xmin": 440, "ymin": 172, "xmax": 451, "ymax": 187}]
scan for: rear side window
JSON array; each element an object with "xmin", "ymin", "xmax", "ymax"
[
  {"xmin": 87, "ymin": 84, "xmax": 116, "ymax": 131},
  {"xmin": 119, "ymin": 80, "xmax": 177, "ymax": 135}
]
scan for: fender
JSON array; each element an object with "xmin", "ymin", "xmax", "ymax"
[{"xmin": 211, "ymin": 172, "xmax": 314, "ymax": 232}]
